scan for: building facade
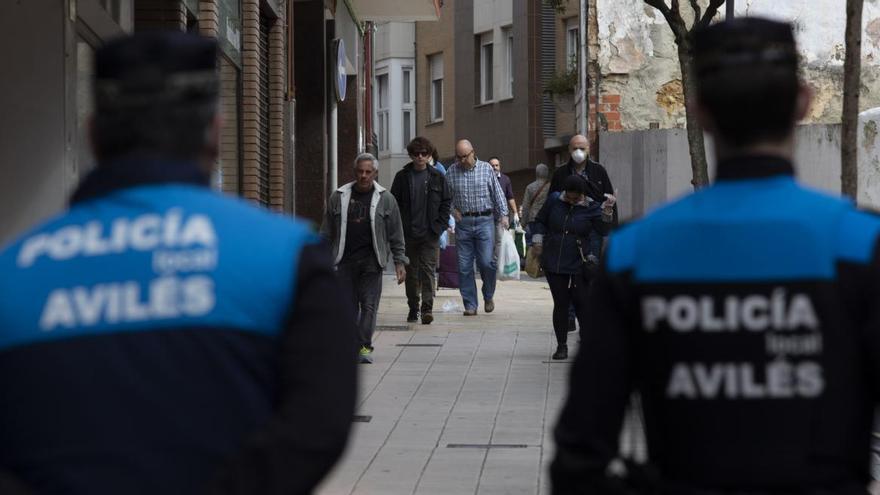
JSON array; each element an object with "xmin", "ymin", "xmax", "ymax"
[
  {"xmin": 416, "ymin": 0, "xmax": 584, "ymax": 197},
  {"xmin": 373, "ymin": 22, "xmax": 417, "ymax": 187},
  {"xmin": 0, "ymin": 0, "xmax": 439, "ymax": 243}
]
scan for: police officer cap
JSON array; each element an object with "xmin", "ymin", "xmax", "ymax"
[
  {"xmin": 693, "ymin": 18, "xmax": 798, "ymax": 77},
  {"xmin": 95, "ymin": 31, "xmax": 218, "ymax": 110}
]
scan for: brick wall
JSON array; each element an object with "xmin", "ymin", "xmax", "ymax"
[
  {"xmin": 268, "ymin": 19, "xmax": 286, "ymax": 211},
  {"xmin": 240, "ymin": 0, "xmax": 262, "ymax": 203},
  {"xmin": 219, "ymin": 57, "xmax": 241, "ymax": 194}
]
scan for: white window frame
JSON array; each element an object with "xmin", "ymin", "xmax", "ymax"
[
  {"xmin": 501, "ymin": 26, "xmax": 513, "ymax": 99},
  {"xmin": 479, "ymin": 32, "xmax": 494, "ymax": 104},
  {"xmin": 402, "ymin": 66, "xmax": 414, "ymax": 148},
  {"xmin": 429, "ymin": 53, "xmax": 444, "ymax": 123},
  {"xmin": 565, "ymin": 18, "xmax": 579, "ymax": 71},
  {"xmin": 376, "ymin": 72, "xmax": 389, "ymax": 151}
]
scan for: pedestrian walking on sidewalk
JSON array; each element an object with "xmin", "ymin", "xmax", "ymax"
[
  {"xmin": 391, "ymin": 137, "xmax": 453, "ymax": 325},
  {"xmin": 0, "ymin": 32, "xmax": 357, "ymax": 495},
  {"xmin": 446, "ymin": 139, "xmax": 509, "ymax": 316},
  {"xmin": 321, "ymin": 153, "xmax": 408, "ymax": 364},
  {"xmin": 552, "ymin": 17, "xmax": 880, "ymax": 494},
  {"xmin": 520, "ymin": 163, "xmax": 551, "ymax": 244},
  {"xmin": 549, "ymin": 134, "xmax": 618, "ymax": 227},
  {"xmin": 489, "ymin": 157, "xmax": 520, "ymax": 261},
  {"xmin": 530, "ymin": 176, "xmax": 608, "ymax": 360}
]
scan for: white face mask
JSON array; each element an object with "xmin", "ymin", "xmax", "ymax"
[{"xmin": 571, "ymin": 149, "xmax": 587, "ymax": 164}]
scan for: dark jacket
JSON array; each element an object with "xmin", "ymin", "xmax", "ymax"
[
  {"xmin": 551, "ymin": 156, "xmax": 880, "ymax": 494},
  {"xmin": 0, "ymin": 160, "xmax": 357, "ymax": 495},
  {"xmin": 531, "ymin": 192, "xmax": 607, "ymax": 275},
  {"xmin": 390, "ymin": 163, "xmax": 453, "ymax": 239},
  {"xmin": 550, "ymin": 158, "xmax": 618, "ymax": 226}
]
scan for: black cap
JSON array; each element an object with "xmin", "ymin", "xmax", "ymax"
[
  {"xmin": 693, "ymin": 18, "xmax": 798, "ymax": 77},
  {"xmin": 95, "ymin": 31, "xmax": 218, "ymax": 110},
  {"xmin": 562, "ymin": 175, "xmax": 588, "ymax": 194}
]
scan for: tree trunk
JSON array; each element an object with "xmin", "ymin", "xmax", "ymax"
[
  {"xmin": 841, "ymin": 0, "xmax": 863, "ymax": 199},
  {"xmin": 678, "ymin": 40, "xmax": 710, "ymax": 188}
]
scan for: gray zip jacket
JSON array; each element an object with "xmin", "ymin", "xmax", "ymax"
[{"xmin": 320, "ymin": 181, "xmax": 409, "ymax": 268}]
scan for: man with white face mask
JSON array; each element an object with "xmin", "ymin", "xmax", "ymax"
[{"xmin": 549, "ymin": 135, "xmax": 618, "ymax": 227}]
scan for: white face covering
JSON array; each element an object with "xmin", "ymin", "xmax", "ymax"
[{"xmin": 571, "ymin": 149, "xmax": 587, "ymax": 164}]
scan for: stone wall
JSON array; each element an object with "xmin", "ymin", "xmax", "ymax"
[{"xmin": 594, "ymin": 0, "xmax": 880, "ymax": 132}]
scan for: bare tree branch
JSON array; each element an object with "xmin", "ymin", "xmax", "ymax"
[
  {"xmin": 644, "ymin": 0, "xmax": 688, "ymax": 41},
  {"xmin": 688, "ymin": 0, "xmax": 702, "ymax": 25},
  {"xmin": 696, "ymin": 0, "xmax": 726, "ymax": 30}
]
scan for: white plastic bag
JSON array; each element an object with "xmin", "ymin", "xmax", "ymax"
[{"xmin": 497, "ymin": 230, "xmax": 521, "ymax": 281}]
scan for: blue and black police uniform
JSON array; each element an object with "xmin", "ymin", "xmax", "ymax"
[
  {"xmin": 551, "ymin": 18, "xmax": 880, "ymax": 493},
  {"xmin": 551, "ymin": 157, "xmax": 880, "ymax": 493},
  {"xmin": 0, "ymin": 33, "xmax": 357, "ymax": 495}
]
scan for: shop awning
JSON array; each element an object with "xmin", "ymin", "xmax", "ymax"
[{"xmin": 348, "ymin": 0, "xmax": 441, "ymax": 22}]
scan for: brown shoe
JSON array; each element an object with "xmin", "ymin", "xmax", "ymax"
[
  {"xmin": 463, "ymin": 308, "xmax": 477, "ymax": 316},
  {"xmin": 421, "ymin": 312, "xmax": 434, "ymax": 324},
  {"xmin": 484, "ymin": 299, "xmax": 495, "ymax": 313}
]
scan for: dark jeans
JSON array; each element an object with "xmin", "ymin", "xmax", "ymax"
[
  {"xmin": 337, "ymin": 259, "xmax": 383, "ymax": 350},
  {"xmin": 546, "ymin": 272, "xmax": 591, "ymax": 346},
  {"xmin": 405, "ymin": 236, "xmax": 439, "ymax": 312}
]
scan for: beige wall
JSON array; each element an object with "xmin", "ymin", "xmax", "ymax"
[
  {"xmin": 416, "ymin": 0, "xmax": 456, "ymax": 160},
  {"xmin": 554, "ymin": 7, "xmax": 578, "ymax": 137}
]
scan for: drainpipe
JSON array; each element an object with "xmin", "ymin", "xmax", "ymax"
[
  {"xmin": 727, "ymin": 0, "xmax": 735, "ymax": 19},
  {"xmin": 364, "ymin": 22, "xmax": 374, "ymax": 154},
  {"xmin": 330, "ymin": 97, "xmax": 338, "ymax": 191},
  {"xmin": 579, "ymin": 0, "xmax": 587, "ymax": 135}
]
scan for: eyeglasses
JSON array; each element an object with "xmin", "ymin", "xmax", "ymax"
[
  {"xmin": 572, "ymin": 147, "xmax": 587, "ymax": 151},
  {"xmin": 411, "ymin": 151, "xmax": 430, "ymax": 158},
  {"xmin": 455, "ymin": 151, "xmax": 473, "ymax": 160}
]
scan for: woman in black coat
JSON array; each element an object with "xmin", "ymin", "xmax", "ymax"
[{"xmin": 530, "ymin": 175, "xmax": 609, "ymax": 359}]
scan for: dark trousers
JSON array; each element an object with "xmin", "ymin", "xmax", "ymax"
[
  {"xmin": 546, "ymin": 272, "xmax": 590, "ymax": 346},
  {"xmin": 405, "ymin": 236, "xmax": 439, "ymax": 312},
  {"xmin": 337, "ymin": 260, "xmax": 383, "ymax": 350}
]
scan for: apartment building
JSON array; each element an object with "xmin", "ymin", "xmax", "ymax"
[
  {"xmin": 0, "ymin": 0, "xmax": 440, "ymax": 242},
  {"xmin": 415, "ymin": 0, "xmax": 579, "ymax": 196}
]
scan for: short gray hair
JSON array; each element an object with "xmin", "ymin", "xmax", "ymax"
[
  {"xmin": 355, "ymin": 152, "xmax": 378, "ymax": 171},
  {"xmin": 535, "ymin": 163, "xmax": 549, "ymax": 179}
]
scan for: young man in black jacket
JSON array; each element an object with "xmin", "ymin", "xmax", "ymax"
[
  {"xmin": 391, "ymin": 137, "xmax": 453, "ymax": 324},
  {"xmin": 552, "ymin": 18, "xmax": 880, "ymax": 495}
]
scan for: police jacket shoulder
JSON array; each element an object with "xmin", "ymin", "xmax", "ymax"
[
  {"xmin": 605, "ymin": 179, "xmax": 880, "ymax": 280},
  {"xmin": 0, "ymin": 181, "xmax": 357, "ymax": 495}
]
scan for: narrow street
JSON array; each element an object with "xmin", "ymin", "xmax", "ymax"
[{"xmin": 318, "ymin": 275, "xmax": 643, "ymax": 495}]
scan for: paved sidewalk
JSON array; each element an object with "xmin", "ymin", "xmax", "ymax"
[{"xmin": 316, "ymin": 274, "xmax": 576, "ymax": 495}]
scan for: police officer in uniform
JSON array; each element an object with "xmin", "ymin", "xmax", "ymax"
[
  {"xmin": 552, "ymin": 18, "xmax": 880, "ymax": 495},
  {"xmin": 0, "ymin": 33, "xmax": 357, "ymax": 494}
]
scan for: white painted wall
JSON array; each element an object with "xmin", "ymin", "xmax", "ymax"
[
  {"xmin": 473, "ymin": 0, "xmax": 514, "ymax": 103},
  {"xmin": 374, "ymin": 22, "xmax": 416, "ymax": 187}
]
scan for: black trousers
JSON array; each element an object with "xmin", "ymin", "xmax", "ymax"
[
  {"xmin": 546, "ymin": 272, "xmax": 590, "ymax": 346},
  {"xmin": 404, "ymin": 236, "xmax": 439, "ymax": 312}
]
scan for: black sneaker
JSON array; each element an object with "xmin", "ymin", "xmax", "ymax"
[
  {"xmin": 407, "ymin": 309, "xmax": 419, "ymax": 322},
  {"xmin": 552, "ymin": 344, "xmax": 568, "ymax": 360}
]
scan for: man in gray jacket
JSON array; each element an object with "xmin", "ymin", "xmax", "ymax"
[{"xmin": 321, "ymin": 153, "xmax": 408, "ymax": 363}]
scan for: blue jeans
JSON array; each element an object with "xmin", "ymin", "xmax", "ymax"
[{"xmin": 456, "ymin": 215, "xmax": 496, "ymax": 310}]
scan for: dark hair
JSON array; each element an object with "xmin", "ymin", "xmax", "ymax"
[
  {"xmin": 92, "ymin": 33, "xmax": 219, "ymax": 162},
  {"xmin": 693, "ymin": 18, "xmax": 800, "ymax": 147},
  {"xmin": 93, "ymin": 102, "xmax": 216, "ymax": 162},
  {"xmin": 488, "ymin": 156, "xmax": 501, "ymax": 163},
  {"xmin": 562, "ymin": 175, "xmax": 588, "ymax": 195},
  {"xmin": 406, "ymin": 136, "xmax": 436, "ymax": 157}
]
